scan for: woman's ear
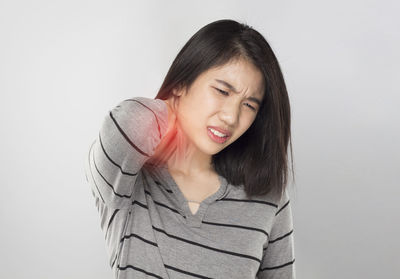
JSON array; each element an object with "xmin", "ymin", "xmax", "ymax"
[
  {"xmin": 173, "ymin": 84, "xmax": 187, "ymax": 97},
  {"xmin": 171, "ymin": 88, "xmax": 183, "ymax": 110}
]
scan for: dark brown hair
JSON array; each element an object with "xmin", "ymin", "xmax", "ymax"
[{"xmin": 154, "ymin": 19, "xmax": 295, "ymax": 200}]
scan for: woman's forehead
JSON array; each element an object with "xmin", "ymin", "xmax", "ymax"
[{"xmin": 203, "ymin": 62, "xmax": 265, "ymax": 98}]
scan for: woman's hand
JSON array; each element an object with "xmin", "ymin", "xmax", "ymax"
[
  {"xmin": 163, "ymin": 98, "xmax": 177, "ymax": 136},
  {"xmin": 151, "ymin": 98, "xmax": 178, "ymax": 165}
]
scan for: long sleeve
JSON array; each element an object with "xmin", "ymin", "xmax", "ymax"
[
  {"xmin": 257, "ymin": 189, "xmax": 296, "ymax": 279},
  {"xmin": 84, "ymin": 96, "xmax": 169, "ymax": 210}
]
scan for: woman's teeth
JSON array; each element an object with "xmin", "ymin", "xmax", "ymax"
[{"xmin": 209, "ymin": 128, "xmax": 227, "ymax": 137}]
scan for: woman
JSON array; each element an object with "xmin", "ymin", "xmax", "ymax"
[{"xmin": 85, "ymin": 19, "xmax": 296, "ymax": 279}]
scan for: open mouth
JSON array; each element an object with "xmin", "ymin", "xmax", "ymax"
[{"xmin": 207, "ymin": 127, "xmax": 229, "ymax": 143}]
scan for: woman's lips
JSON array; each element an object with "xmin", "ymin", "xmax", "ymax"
[
  {"xmin": 207, "ymin": 126, "xmax": 231, "ymax": 137},
  {"xmin": 207, "ymin": 127, "xmax": 230, "ymax": 143}
]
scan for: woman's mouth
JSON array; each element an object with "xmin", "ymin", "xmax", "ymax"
[{"xmin": 207, "ymin": 127, "xmax": 230, "ymax": 143}]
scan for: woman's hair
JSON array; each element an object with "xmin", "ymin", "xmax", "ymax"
[{"xmin": 154, "ymin": 19, "xmax": 295, "ymax": 200}]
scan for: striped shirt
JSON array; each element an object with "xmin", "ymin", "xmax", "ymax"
[{"xmin": 84, "ymin": 96, "xmax": 296, "ymax": 278}]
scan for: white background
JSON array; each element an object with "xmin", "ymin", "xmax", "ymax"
[{"xmin": 0, "ymin": 0, "xmax": 399, "ymax": 278}]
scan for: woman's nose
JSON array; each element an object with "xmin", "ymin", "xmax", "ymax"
[{"xmin": 218, "ymin": 105, "xmax": 240, "ymax": 127}]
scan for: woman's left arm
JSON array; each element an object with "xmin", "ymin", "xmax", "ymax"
[{"xmin": 256, "ymin": 189, "xmax": 296, "ymax": 279}]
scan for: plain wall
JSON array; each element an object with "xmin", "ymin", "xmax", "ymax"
[{"xmin": 0, "ymin": 0, "xmax": 398, "ymax": 278}]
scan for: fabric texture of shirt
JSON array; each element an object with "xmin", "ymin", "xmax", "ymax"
[{"xmin": 84, "ymin": 96, "xmax": 296, "ymax": 278}]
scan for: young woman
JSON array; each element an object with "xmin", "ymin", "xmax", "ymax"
[{"xmin": 85, "ymin": 19, "xmax": 296, "ymax": 279}]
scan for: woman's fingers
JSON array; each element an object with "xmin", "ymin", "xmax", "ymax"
[
  {"xmin": 152, "ymin": 99, "xmax": 178, "ymax": 165},
  {"xmin": 163, "ymin": 98, "xmax": 177, "ymax": 135}
]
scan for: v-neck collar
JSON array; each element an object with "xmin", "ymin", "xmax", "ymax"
[{"xmin": 157, "ymin": 163, "xmax": 228, "ymax": 228}]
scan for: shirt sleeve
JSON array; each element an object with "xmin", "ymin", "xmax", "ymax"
[
  {"xmin": 84, "ymin": 96, "xmax": 169, "ymax": 209},
  {"xmin": 257, "ymin": 189, "xmax": 296, "ymax": 279}
]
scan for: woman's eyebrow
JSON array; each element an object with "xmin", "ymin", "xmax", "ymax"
[{"xmin": 214, "ymin": 79, "xmax": 262, "ymax": 105}]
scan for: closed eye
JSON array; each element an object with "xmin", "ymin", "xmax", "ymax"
[
  {"xmin": 215, "ymin": 88, "xmax": 229, "ymax": 95},
  {"xmin": 214, "ymin": 88, "xmax": 257, "ymax": 111}
]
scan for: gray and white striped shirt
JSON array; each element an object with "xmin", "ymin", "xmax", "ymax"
[{"xmin": 84, "ymin": 96, "xmax": 296, "ymax": 278}]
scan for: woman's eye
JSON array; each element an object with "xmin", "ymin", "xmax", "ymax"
[
  {"xmin": 216, "ymin": 88, "xmax": 229, "ymax": 96},
  {"xmin": 245, "ymin": 103, "xmax": 257, "ymax": 111},
  {"xmin": 215, "ymin": 87, "xmax": 257, "ymax": 111}
]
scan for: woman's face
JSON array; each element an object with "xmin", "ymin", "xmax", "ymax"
[{"xmin": 172, "ymin": 58, "xmax": 265, "ymax": 156}]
